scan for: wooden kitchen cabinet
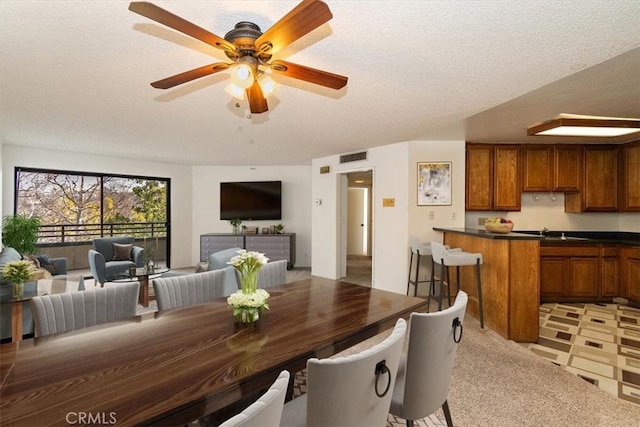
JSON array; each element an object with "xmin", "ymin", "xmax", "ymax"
[
  {"xmin": 523, "ymin": 145, "xmax": 582, "ymax": 193},
  {"xmin": 465, "ymin": 144, "xmax": 521, "ymax": 211},
  {"xmin": 540, "ymin": 257, "xmax": 568, "ymax": 296},
  {"xmin": 553, "ymin": 145, "xmax": 582, "ymax": 192},
  {"xmin": 621, "ymin": 246, "xmax": 640, "ymax": 303},
  {"xmin": 465, "ymin": 144, "xmax": 493, "ymax": 210},
  {"xmin": 601, "ymin": 253, "xmax": 619, "ymax": 297},
  {"xmin": 568, "ymin": 257, "xmax": 599, "ymax": 297},
  {"xmin": 522, "ymin": 146, "xmax": 553, "ymax": 192},
  {"xmin": 565, "ymin": 146, "xmax": 617, "ymax": 212},
  {"xmin": 493, "ymin": 145, "xmax": 521, "ymax": 210},
  {"xmin": 619, "ymin": 140, "xmax": 640, "ymax": 211},
  {"xmin": 540, "ymin": 244, "xmax": 616, "ymax": 301}
]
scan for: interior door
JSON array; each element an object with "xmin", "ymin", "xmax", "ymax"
[{"xmin": 347, "ymin": 188, "xmax": 366, "ymax": 255}]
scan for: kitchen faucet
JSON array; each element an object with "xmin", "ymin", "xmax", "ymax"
[{"xmin": 539, "ymin": 227, "xmax": 549, "ymax": 236}]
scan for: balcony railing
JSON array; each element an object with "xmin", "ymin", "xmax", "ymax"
[{"xmin": 38, "ymin": 222, "xmax": 167, "ymax": 244}]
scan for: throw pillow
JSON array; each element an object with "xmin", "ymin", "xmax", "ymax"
[
  {"xmin": 195, "ymin": 262, "xmax": 209, "ymax": 273},
  {"xmin": 112, "ymin": 243, "xmax": 133, "ymax": 261},
  {"xmin": 37, "ymin": 254, "xmax": 59, "ymax": 275},
  {"xmin": 23, "ymin": 254, "xmax": 41, "ymax": 268}
]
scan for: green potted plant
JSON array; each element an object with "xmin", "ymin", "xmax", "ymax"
[
  {"xmin": 273, "ymin": 223, "xmax": 285, "ymax": 234},
  {"xmin": 229, "ymin": 219, "xmax": 242, "ymax": 235},
  {"xmin": 2, "ymin": 214, "xmax": 41, "ymax": 254},
  {"xmin": 2, "ymin": 259, "xmax": 37, "ymax": 298}
]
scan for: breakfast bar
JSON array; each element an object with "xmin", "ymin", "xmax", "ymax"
[{"xmin": 433, "ymin": 228, "xmax": 541, "ymax": 343}]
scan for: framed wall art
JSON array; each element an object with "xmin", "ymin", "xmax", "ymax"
[{"xmin": 417, "ymin": 162, "xmax": 452, "ymax": 206}]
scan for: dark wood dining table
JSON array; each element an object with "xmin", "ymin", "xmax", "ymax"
[{"xmin": 0, "ymin": 277, "xmax": 427, "ymax": 426}]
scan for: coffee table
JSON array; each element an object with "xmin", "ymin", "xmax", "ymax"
[{"xmin": 113, "ymin": 267, "xmax": 169, "ymax": 307}]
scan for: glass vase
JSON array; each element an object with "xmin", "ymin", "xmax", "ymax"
[
  {"xmin": 241, "ymin": 272, "xmax": 258, "ymax": 294},
  {"xmin": 234, "ymin": 306, "xmax": 263, "ymax": 325},
  {"xmin": 13, "ymin": 282, "xmax": 24, "ymax": 299}
]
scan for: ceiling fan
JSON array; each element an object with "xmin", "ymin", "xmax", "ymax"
[{"xmin": 128, "ymin": 0, "xmax": 348, "ymax": 114}]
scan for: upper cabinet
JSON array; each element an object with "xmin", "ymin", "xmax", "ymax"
[
  {"xmin": 466, "ymin": 141, "xmax": 638, "ymax": 213},
  {"xmin": 553, "ymin": 146, "xmax": 582, "ymax": 192},
  {"xmin": 466, "ymin": 144, "xmax": 521, "ymax": 211},
  {"xmin": 619, "ymin": 141, "xmax": 640, "ymax": 211},
  {"xmin": 522, "ymin": 145, "xmax": 581, "ymax": 192},
  {"xmin": 565, "ymin": 146, "xmax": 618, "ymax": 212},
  {"xmin": 522, "ymin": 146, "xmax": 553, "ymax": 192}
]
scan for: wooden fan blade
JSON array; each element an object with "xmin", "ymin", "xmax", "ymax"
[
  {"xmin": 255, "ymin": 0, "xmax": 332, "ymax": 56},
  {"xmin": 151, "ymin": 63, "xmax": 229, "ymax": 89},
  {"xmin": 129, "ymin": 2, "xmax": 236, "ymax": 53},
  {"xmin": 246, "ymin": 81, "xmax": 268, "ymax": 114},
  {"xmin": 271, "ymin": 60, "xmax": 347, "ymax": 90}
]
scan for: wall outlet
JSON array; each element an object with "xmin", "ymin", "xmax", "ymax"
[
  {"xmin": 478, "ymin": 217, "xmax": 488, "ymax": 225},
  {"xmin": 451, "ymin": 212, "xmax": 457, "ymax": 220},
  {"xmin": 428, "ymin": 211, "xmax": 434, "ymax": 220}
]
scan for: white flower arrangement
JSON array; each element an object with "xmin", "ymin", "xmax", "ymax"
[
  {"xmin": 227, "ymin": 249, "xmax": 269, "ymax": 294},
  {"xmin": 227, "ymin": 289, "xmax": 270, "ymax": 309},
  {"xmin": 227, "ymin": 250, "xmax": 270, "ymax": 323}
]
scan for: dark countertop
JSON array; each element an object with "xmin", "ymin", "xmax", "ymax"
[
  {"xmin": 433, "ymin": 228, "xmax": 640, "ymax": 246},
  {"xmin": 432, "ymin": 227, "xmax": 540, "ymax": 240}
]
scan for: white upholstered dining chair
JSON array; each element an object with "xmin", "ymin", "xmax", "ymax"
[
  {"xmin": 153, "ymin": 269, "xmax": 226, "ymax": 311},
  {"xmin": 258, "ymin": 259, "xmax": 288, "ymax": 289},
  {"xmin": 390, "ymin": 291, "xmax": 468, "ymax": 427},
  {"xmin": 218, "ymin": 370, "xmax": 290, "ymax": 427},
  {"xmin": 30, "ymin": 281, "xmax": 140, "ymax": 337},
  {"xmin": 280, "ymin": 318, "xmax": 407, "ymax": 427}
]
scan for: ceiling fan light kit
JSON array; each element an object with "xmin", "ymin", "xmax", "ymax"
[
  {"xmin": 128, "ymin": 0, "xmax": 348, "ymax": 114},
  {"xmin": 527, "ymin": 114, "xmax": 640, "ymax": 137}
]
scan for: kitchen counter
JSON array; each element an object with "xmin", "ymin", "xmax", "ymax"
[
  {"xmin": 433, "ymin": 227, "xmax": 541, "ymax": 240},
  {"xmin": 517, "ymin": 230, "xmax": 640, "ymax": 246},
  {"xmin": 434, "ymin": 228, "xmax": 640, "ymax": 246},
  {"xmin": 433, "ymin": 228, "xmax": 539, "ymax": 343}
]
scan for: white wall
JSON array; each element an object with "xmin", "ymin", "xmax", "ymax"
[
  {"xmin": 409, "ymin": 141, "xmax": 466, "ymax": 243},
  {"xmin": 1, "ymin": 145, "xmax": 194, "ymax": 268},
  {"xmin": 311, "ymin": 140, "xmax": 467, "ymax": 295},
  {"xmin": 465, "ymin": 193, "xmax": 640, "ymax": 232},
  {"xmin": 191, "ymin": 165, "xmax": 312, "ymax": 267}
]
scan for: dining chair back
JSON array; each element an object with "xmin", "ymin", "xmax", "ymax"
[
  {"xmin": 390, "ymin": 291, "xmax": 468, "ymax": 427},
  {"xmin": 281, "ymin": 318, "xmax": 407, "ymax": 427},
  {"xmin": 153, "ymin": 269, "xmax": 226, "ymax": 311},
  {"xmin": 258, "ymin": 260, "xmax": 288, "ymax": 289},
  {"xmin": 30, "ymin": 282, "xmax": 140, "ymax": 337},
  {"xmin": 218, "ymin": 370, "xmax": 290, "ymax": 427}
]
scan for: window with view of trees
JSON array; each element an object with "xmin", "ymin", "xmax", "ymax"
[{"xmin": 14, "ymin": 168, "xmax": 170, "ymax": 262}]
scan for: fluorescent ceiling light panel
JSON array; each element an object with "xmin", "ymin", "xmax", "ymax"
[{"xmin": 527, "ymin": 114, "xmax": 640, "ymax": 137}]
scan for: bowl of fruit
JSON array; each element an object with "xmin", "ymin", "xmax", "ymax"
[{"xmin": 485, "ymin": 217, "xmax": 514, "ymax": 234}]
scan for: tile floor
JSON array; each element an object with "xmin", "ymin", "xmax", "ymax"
[{"xmin": 527, "ymin": 302, "xmax": 640, "ymax": 407}]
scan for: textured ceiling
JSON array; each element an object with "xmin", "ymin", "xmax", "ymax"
[{"xmin": 1, "ymin": 1, "xmax": 639, "ymax": 166}]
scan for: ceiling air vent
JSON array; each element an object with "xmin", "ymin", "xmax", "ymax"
[{"xmin": 340, "ymin": 151, "xmax": 368, "ymax": 164}]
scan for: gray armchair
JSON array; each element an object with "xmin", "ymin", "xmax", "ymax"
[
  {"xmin": 206, "ymin": 247, "xmax": 243, "ymax": 296},
  {"xmin": 88, "ymin": 237, "xmax": 144, "ymax": 285}
]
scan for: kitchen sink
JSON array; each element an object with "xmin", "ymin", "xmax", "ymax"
[{"xmin": 541, "ymin": 236, "xmax": 589, "ymax": 241}]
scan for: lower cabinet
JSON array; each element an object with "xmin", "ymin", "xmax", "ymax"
[
  {"xmin": 540, "ymin": 244, "xmax": 618, "ymax": 302},
  {"xmin": 245, "ymin": 235, "xmax": 296, "ymax": 268},
  {"xmin": 200, "ymin": 233, "xmax": 296, "ymax": 268},
  {"xmin": 621, "ymin": 247, "xmax": 640, "ymax": 303}
]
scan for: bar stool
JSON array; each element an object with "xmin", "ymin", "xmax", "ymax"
[
  {"xmin": 407, "ymin": 237, "xmax": 432, "ymax": 297},
  {"xmin": 429, "ymin": 241, "xmax": 484, "ymax": 329}
]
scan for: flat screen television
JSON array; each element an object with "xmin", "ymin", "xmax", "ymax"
[{"xmin": 220, "ymin": 181, "xmax": 282, "ymax": 220}]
